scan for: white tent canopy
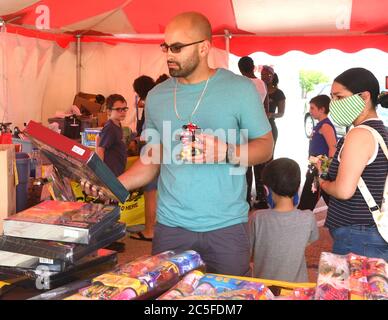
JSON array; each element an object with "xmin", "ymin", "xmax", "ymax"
[{"xmin": 0, "ymin": 31, "xmax": 228, "ymax": 130}]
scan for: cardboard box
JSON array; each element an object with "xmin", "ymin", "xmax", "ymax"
[
  {"xmin": 97, "ymin": 112, "xmax": 108, "ymax": 127},
  {"xmin": 0, "ymin": 144, "xmax": 16, "ymax": 233},
  {"xmin": 73, "ymin": 93, "xmax": 102, "ymax": 116}
]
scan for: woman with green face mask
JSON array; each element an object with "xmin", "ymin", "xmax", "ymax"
[{"xmin": 318, "ymin": 67, "xmax": 388, "ymax": 260}]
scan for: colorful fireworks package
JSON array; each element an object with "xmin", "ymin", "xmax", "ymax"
[
  {"xmin": 315, "ymin": 252, "xmax": 350, "ymax": 300},
  {"xmin": 348, "ymin": 254, "xmax": 388, "ymax": 300},
  {"xmin": 68, "ymin": 250, "xmax": 205, "ymax": 300},
  {"xmin": 315, "ymin": 252, "xmax": 388, "ymax": 300},
  {"xmin": 158, "ymin": 271, "xmax": 275, "ymax": 300}
]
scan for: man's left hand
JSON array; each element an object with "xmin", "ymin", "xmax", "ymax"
[{"xmin": 191, "ymin": 133, "xmax": 227, "ymax": 164}]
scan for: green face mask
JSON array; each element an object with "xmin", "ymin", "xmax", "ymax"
[{"xmin": 329, "ymin": 94, "xmax": 365, "ymax": 127}]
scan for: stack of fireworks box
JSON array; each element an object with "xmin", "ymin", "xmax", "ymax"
[
  {"xmin": 0, "ymin": 200, "xmax": 126, "ymax": 290},
  {"xmin": 0, "ymin": 121, "xmax": 130, "ymax": 290},
  {"xmin": 63, "ymin": 252, "xmax": 307, "ymax": 300},
  {"xmin": 64, "ymin": 250, "xmax": 207, "ymax": 300},
  {"xmin": 156, "ymin": 251, "xmax": 388, "ymax": 300},
  {"xmin": 315, "ymin": 252, "xmax": 388, "ymax": 300}
]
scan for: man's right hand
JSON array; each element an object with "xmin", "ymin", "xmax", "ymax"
[{"xmin": 80, "ymin": 178, "xmax": 108, "ymax": 200}]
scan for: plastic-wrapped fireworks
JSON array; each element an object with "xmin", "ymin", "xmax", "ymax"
[
  {"xmin": 177, "ymin": 123, "xmax": 202, "ymax": 161},
  {"xmin": 308, "ymin": 154, "xmax": 333, "ymax": 192},
  {"xmin": 308, "ymin": 155, "xmax": 332, "ymax": 176},
  {"xmin": 168, "ymin": 250, "xmax": 205, "ymax": 276}
]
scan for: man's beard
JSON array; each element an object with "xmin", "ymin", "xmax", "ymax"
[{"xmin": 168, "ymin": 55, "xmax": 199, "ymax": 78}]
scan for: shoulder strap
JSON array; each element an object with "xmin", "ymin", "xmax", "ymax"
[
  {"xmin": 356, "ymin": 124, "xmax": 388, "ymax": 159},
  {"xmin": 356, "ymin": 124, "xmax": 387, "ymax": 217},
  {"xmin": 358, "ymin": 176, "xmax": 381, "ymax": 216}
]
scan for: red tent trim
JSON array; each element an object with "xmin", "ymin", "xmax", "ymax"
[
  {"xmin": 228, "ymin": 34, "xmax": 388, "ymax": 56},
  {"xmin": 5, "ymin": 24, "xmax": 388, "ymax": 56},
  {"xmin": 6, "ymin": 24, "xmax": 73, "ymax": 48}
]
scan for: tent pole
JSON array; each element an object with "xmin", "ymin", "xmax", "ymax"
[
  {"xmin": 0, "ymin": 18, "xmax": 8, "ymax": 123},
  {"xmin": 224, "ymin": 29, "xmax": 231, "ymax": 69},
  {"xmin": 76, "ymin": 35, "xmax": 82, "ymax": 94}
]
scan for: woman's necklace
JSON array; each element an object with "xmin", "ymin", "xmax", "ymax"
[
  {"xmin": 268, "ymin": 84, "xmax": 276, "ymax": 94},
  {"xmin": 173, "ymin": 78, "xmax": 210, "ymax": 123}
]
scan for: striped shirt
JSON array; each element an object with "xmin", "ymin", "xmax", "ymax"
[{"xmin": 325, "ymin": 119, "xmax": 388, "ymax": 229}]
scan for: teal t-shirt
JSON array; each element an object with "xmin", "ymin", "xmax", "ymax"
[{"xmin": 145, "ymin": 68, "xmax": 271, "ymax": 232}]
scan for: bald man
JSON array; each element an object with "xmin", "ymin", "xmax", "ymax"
[{"xmin": 86, "ymin": 12, "xmax": 273, "ymax": 276}]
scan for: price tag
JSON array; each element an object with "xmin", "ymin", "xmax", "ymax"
[
  {"xmin": 39, "ymin": 258, "xmax": 54, "ymax": 265},
  {"xmin": 71, "ymin": 145, "xmax": 86, "ymax": 156}
]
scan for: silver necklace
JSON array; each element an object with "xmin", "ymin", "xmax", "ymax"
[{"xmin": 173, "ymin": 78, "xmax": 210, "ymax": 122}]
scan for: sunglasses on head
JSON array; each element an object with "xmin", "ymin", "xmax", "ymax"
[
  {"xmin": 160, "ymin": 40, "xmax": 205, "ymax": 53},
  {"xmin": 111, "ymin": 107, "xmax": 128, "ymax": 112}
]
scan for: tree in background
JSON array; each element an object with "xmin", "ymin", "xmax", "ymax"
[{"xmin": 299, "ymin": 70, "xmax": 329, "ymax": 98}]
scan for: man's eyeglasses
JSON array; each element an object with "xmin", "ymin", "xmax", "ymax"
[
  {"xmin": 111, "ymin": 107, "xmax": 129, "ymax": 112},
  {"xmin": 160, "ymin": 40, "xmax": 205, "ymax": 53}
]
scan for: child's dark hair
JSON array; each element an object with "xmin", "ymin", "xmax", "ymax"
[
  {"xmin": 155, "ymin": 74, "xmax": 169, "ymax": 84},
  {"xmin": 238, "ymin": 56, "xmax": 255, "ymax": 74},
  {"xmin": 133, "ymin": 75, "xmax": 155, "ymax": 100},
  {"xmin": 310, "ymin": 94, "xmax": 331, "ymax": 114},
  {"xmin": 95, "ymin": 94, "xmax": 105, "ymax": 105},
  {"xmin": 262, "ymin": 158, "xmax": 301, "ymax": 198},
  {"xmin": 106, "ymin": 94, "xmax": 126, "ymax": 110}
]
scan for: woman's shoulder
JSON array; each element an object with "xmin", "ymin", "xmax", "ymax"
[
  {"xmin": 361, "ymin": 120, "xmax": 387, "ymax": 137},
  {"xmin": 320, "ymin": 120, "xmax": 336, "ymax": 131},
  {"xmin": 351, "ymin": 121, "xmax": 386, "ymax": 136},
  {"xmin": 272, "ymin": 88, "xmax": 286, "ymax": 99},
  {"xmin": 342, "ymin": 126, "xmax": 376, "ymax": 158},
  {"xmin": 346, "ymin": 125, "xmax": 375, "ymax": 141}
]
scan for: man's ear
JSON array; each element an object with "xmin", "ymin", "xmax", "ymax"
[{"xmin": 199, "ymin": 40, "xmax": 211, "ymax": 57}]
